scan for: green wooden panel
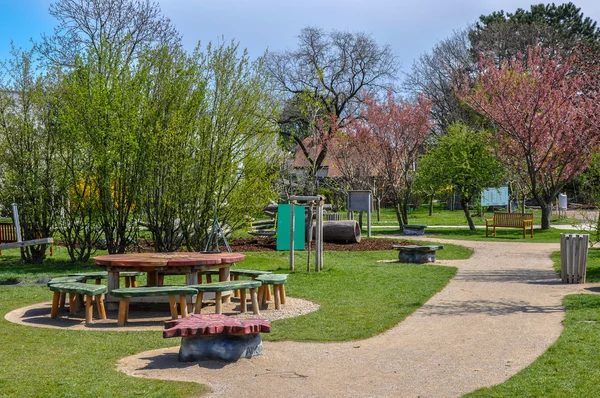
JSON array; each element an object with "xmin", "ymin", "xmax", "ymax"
[{"xmin": 276, "ymin": 204, "xmax": 305, "ymax": 251}]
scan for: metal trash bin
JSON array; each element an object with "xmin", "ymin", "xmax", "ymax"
[{"xmin": 560, "ymin": 234, "xmax": 589, "ymax": 283}]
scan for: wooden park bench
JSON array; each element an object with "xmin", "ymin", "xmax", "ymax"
[
  {"xmin": 393, "ymin": 245, "xmax": 443, "ymax": 264},
  {"xmin": 486, "ymin": 212, "xmax": 534, "ymax": 238},
  {"xmin": 49, "ymin": 282, "xmax": 107, "ymax": 324},
  {"xmin": 188, "ymin": 280, "xmax": 262, "ymax": 315},
  {"xmin": 110, "ymin": 286, "xmax": 198, "ymax": 326},
  {"xmin": 0, "ymin": 222, "xmax": 54, "ymax": 256},
  {"xmin": 164, "ymin": 313, "xmax": 271, "ymax": 361}
]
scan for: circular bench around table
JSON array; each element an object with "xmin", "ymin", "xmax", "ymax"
[
  {"xmin": 188, "ymin": 280, "xmax": 262, "ymax": 315},
  {"xmin": 110, "ymin": 286, "xmax": 198, "ymax": 326},
  {"xmin": 392, "ymin": 245, "xmax": 444, "ymax": 264},
  {"xmin": 255, "ymin": 274, "xmax": 288, "ymax": 310},
  {"xmin": 49, "ymin": 282, "xmax": 107, "ymax": 324}
]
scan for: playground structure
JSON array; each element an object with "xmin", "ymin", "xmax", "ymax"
[
  {"xmin": 247, "ymin": 193, "xmax": 369, "ymax": 272},
  {"xmin": 0, "ymin": 204, "xmax": 53, "ymax": 253},
  {"xmin": 289, "ymin": 195, "xmax": 324, "ymax": 272}
]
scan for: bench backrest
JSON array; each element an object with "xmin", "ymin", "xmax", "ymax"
[
  {"xmin": 0, "ymin": 222, "xmax": 16, "ymax": 243},
  {"xmin": 493, "ymin": 212, "xmax": 533, "ymax": 226}
]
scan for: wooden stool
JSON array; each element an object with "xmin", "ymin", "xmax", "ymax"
[
  {"xmin": 229, "ymin": 269, "xmax": 273, "ymax": 297},
  {"xmin": 255, "ymin": 274, "xmax": 288, "ymax": 310}
]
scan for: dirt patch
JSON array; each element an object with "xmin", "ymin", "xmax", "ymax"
[{"xmin": 229, "ymin": 237, "xmax": 412, "ymax": 252}]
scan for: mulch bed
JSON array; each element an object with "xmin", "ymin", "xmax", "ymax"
[{"xmin": 229, "ymin": 237, "xmax": 412, "ymax": 252}]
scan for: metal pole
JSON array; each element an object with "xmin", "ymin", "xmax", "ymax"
[
  {"xmin": 289, "ymin": 201, "xmax": 295, "ymax": 271},
  {"xmin": 12, "ymin": 203, "xmax": 22, "ymax": 242},
  {"xmin": 367, "ymin": 192, "xmax": 372, "ymax": 238}
]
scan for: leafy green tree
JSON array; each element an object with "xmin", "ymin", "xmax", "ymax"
[
  {"xmin": 416, "ymin": 124, "xmax": 505, "ymax": 230},
  {"xmin": 179, "ymin": 41, "xmax": 280, "ymax": 250},
  {"xmin": 42, "ymin": 0, "xmax": 180, "ymax": 254},
  {"xmin": 136, "ymin": 45, "xmax": 205, "ymax": 252},
  {"xmin": 0, "ymin": 47, "xmax": 61, "ymax": 263}
]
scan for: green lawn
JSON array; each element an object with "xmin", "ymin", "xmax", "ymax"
[
  {"xmin": 466, "ymin": 294, "xmax": 600, "ymax": 397},
  {"xmin": 4, "ymin": 209, "xmax": 600, "ymax": 397},
  {"xmin": 369, "ymin": 204, "xmax": 580, "ymax": 227},
  {"xmin": 0, "ymin": 244, "xmax": 464, "ymax": 396}
]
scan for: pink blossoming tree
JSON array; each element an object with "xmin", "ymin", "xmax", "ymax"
[
  {"xmin": 347, "ymin": 93, "xmax": 433, "ymax": 227},
  {"xmin": 456, "ymin": 46, "xmax": 600, "ymax": 229}
]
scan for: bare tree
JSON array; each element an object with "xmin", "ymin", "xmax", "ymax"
[
  {"xmin": 403, "ymin": 28, "xmax": 476, "ymax": 131},
  {"xmin": 268, "ymin": 27, "xmax": 398, "ymax": 189},
  {"xmin": 36, "ymin": 0, "xmax": 180, "ymax": 69}
]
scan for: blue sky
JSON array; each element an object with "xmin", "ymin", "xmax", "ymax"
[{"xmin": 1, "ymin": 0, "xmax": 599, "ymax": 75}]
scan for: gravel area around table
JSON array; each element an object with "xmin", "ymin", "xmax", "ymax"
[{"xmin": 117, "ymin": 237, "xmax": 600, "ymax": 397}]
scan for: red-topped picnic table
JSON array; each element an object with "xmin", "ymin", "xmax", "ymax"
[{"xmin": 94, "ymin": 252, "xmax": 245, "ymax": 310}]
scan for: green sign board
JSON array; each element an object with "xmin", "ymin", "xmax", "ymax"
[{"xmin": 276, "ymin": 204, "xmax": 305, "ymax": 251}]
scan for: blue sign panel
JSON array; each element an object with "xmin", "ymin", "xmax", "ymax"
[{"xmin": 481, "ymin": 187, "xmax": 509, "ymax": 207}]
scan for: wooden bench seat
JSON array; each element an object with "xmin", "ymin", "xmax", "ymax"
[
  {"xmin": 188, "ymin": 280, "xmax": 262, "ymax": 315},
  {"xmin": 229, "ymin": 269, "xmax": 273, "ymax": 298},
  {"xmin": 392, "ymin": 245, "xmax": 444, "ymax": 264},
  {"xmin": 49, "ymin": 282, "xmax": 107, "ymax": 324},
  {"xmin": 110, "ymin": 286, "xmax": 198, "ymax": 326},
  {"xmin": 255, "ymin": 274, "xmax": 288, "ymax": 310},
  {"xmin": 486, "ymin": 212, "xmax": 534, "ymax": 238},
  {"xmin": 70, "ymin": 271, "xmax": 144, "ymax": 287}
]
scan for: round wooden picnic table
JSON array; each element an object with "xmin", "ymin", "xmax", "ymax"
[{"xmin": 93, "ymin": 252, "xmax": 246, "ymax": 309}]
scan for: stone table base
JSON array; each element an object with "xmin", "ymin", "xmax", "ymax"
[
  {"xmin": 163, "ymin": 313, "xmax": 271, "ymax": 362},
  {"xmin": 392, "ymin": 245, "xmax": 444, "ymax": 264}
]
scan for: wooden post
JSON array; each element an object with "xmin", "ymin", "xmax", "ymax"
[{"xmin": 289, "ymin": 200, "xmax": 295, "ymax": 271}]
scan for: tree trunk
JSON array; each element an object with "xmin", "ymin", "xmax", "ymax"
[
  {"xmin": 376, "ymin": 198, "xmax": 381, "ymax": 222},
  {"xmin": 394, "ymin": 203, "xmax": 404, "ymax": 230},
  {"xmin": 461, "ymin": 199, "xmax": 476, "ymax": 231},
  {"xmin": 540, "ymin": 200, "xmax": 552, "ymax": 230},
  {"xmin": 429, "ymin": 193, "xmax": 434, "ymax": 216}
]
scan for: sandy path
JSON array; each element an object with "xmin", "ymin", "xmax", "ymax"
[{"xmin": 118, "ymin": 239, "xmax": 599, "ymax": 397}]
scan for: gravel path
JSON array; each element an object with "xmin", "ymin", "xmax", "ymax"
[{"xmin": 118, "ymin": 239, "xmax": 600, "ymax": 397}]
